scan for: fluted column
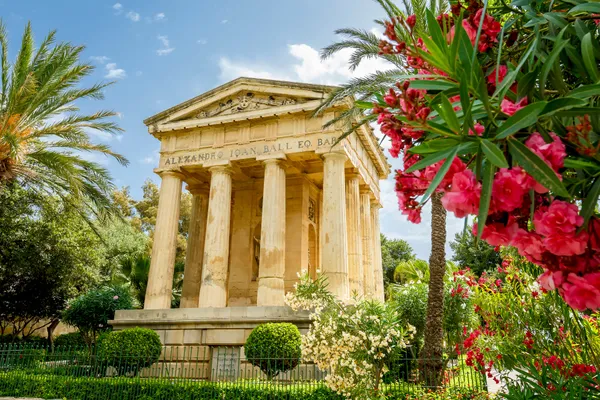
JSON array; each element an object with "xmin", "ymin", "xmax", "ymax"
[
  {"xmin": 371, "ymin": 203, "xmax": 385, "ymax": 302},
  {"xmin": 346, "ymin": 175, "xmax": 363, "ymax": 296},
  {"xmin": 180, "ymin": 186, "xmax": 209, "ymax": 308},
  {"xmin": 144, "ymin": 171, "xmax": 183, "ymax": 310},
  {"xmin": 199, "ymin": 165, "xmax": 233, "ymax": 308},
  {"xmin": 361, "ymin": 191, "xmax": 374, "ymax": 298},
  {"xmin": 257, "ymin": 159, "xmax": 286, "ymax": 306},
  {"xmin": 321, "ymin": 152, "xmax": 349, "ymax": 300}
]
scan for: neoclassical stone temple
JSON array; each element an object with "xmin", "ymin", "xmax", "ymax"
[{"xmin": 111, "ymin": 78, "xmax": 389, "ymax": 371}]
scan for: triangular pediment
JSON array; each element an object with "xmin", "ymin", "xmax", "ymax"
[
  {"xmin": 174, "ymin": 91, "xmax": 309, "ymax": 121},
  {"xmin": 144, "ymin": 77, "xmax": 337, "ymax": 128}
]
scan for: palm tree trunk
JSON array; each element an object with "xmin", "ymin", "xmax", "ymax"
[{"xmin": 421, "ymin": 192, "xmax": 447, "ymax": 388}]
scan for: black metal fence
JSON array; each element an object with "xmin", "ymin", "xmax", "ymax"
[{"xmin": 0, "ymin": 343, "xmax": 487, "ymax": 399}]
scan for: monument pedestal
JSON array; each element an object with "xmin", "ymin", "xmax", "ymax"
[{"xmin": 109, "ymin": 306, "xmax": 313, "ymax": 380}]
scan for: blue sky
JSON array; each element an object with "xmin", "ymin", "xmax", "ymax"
[{"xmin": 1, "ymin": 0, "xmax": 465, "ymax": 259}]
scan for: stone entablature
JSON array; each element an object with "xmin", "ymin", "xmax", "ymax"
[{"xmin": 134, "ymin": 77, "xmax": 389, "ymax": 312}]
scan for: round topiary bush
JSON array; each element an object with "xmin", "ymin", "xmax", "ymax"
[
  {"xmin": 244, "ymin": 322, "xmax": 301, "ymax": 379},
  {"xmin": 96, "ymin": 327, "xmax": 162, "ymax": 376}
]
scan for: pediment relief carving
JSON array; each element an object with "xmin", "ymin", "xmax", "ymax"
[{"xmin": 185, "ymin": 92, "xmax": 307, "ymax": 120}]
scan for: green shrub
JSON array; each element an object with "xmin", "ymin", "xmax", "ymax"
[
  {"xmin": 96, "ymin": 327, "xmax": 161, "ymax": 376},
  {"xmin": 54, "ymin": 332, "xmax": 86, "ymax": 348},
  {"xmin": 0, "ymin": 371, "xmax": 489, "ymax": 399},
  {"xmin": 62, "ymin": 285, "xmax": 133, "ymax": 346},
  {"xmin": 244, "ymin": 322, "xmax": 301, "ymax": 379},
  {"xmin": 382, "ymin": 344, "xmax": 418, "ymax": 384},
  {"xmin": 0, "ymin": 348, "xmax": 46, "ymax": 369}
]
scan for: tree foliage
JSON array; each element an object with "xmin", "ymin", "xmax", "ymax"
[
  {"xmin": 380, "ymin": 234, "xmax": 415, "ymax": 285},
  {"xmin": 0, "ymin": 184, "xmax": 104, "ymax": 338},
  {"xmin": 0, "ymin": 20, "xmax": 127, "ymax": 219},
  {"xmin": 450, "ymin": 228, "xmax": 502, "ymax": 277}
]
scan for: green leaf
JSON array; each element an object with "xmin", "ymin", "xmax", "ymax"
[
  {"xmin": 508, "ymin": 138, "xmax": 570, "ymax": 198},
  {"xmin": 426, "ymin": 10, "xmax": 448, "ymax": 56},
  {"xmin": 555, "ymin": 107, "xmax": 600, "ymax": 117},
  {"xmin": 581, "ymin": 177, "xmax": 600, "ymax": 224},
  {"xmin": 540, "ymin": 40, "xmax": 569, "ymax": 98},
  {"xmin": 405, "ymin": 146, "xmax": 459, "ymax": 173},
  {"xmin": 540, "ymin": 97, "xmax": 588, "ymax": 117},
  {"xmin": 542, "ymin": 12, "xmax": 568, "ymax": 28},
  {"xmin": 481, "ymin": 139, "xmax": 509, "ymax": 168},
  {"xmin": 495, "ymin": 102, "xmax": 547, "ymax": 139},
  {"xmin": 569, "ymin": 84, "xmax": 600, "ymax": 99},
  {"xmin": 354, "ymin": 101, "xmax": 373, "ymax": 109},
  {"xmin": 494, "ymin": 43, "xmax": 537, "ymax": 99},
  {"xmin": 564, "ymin": 158, "xmax": 600, "ymax": 169},
  {"xmin": 436, "ymin": 94, "xmax": 461, "ymax": 133},
  {"xmin": 409, "ymin": 80, "xmax": 457, "ymax": 91},
  {"xmin": 568, "ymin": 3, "xmax": 600, "ymax": 15},
  {"xmin": 419, "ymin": 147, "xmax": 460, "ymax": 205},
  {"xmin": 477, "ymin": 162, "xmax": 496, "ymax": 238},
  {"xmin": 518, "ymin": 70, "xmax": 539, "ymax": 100},
  {"xmin": 582, "ymin": 32, "xmax": 600, "ymax": 82},
  {"xmin": 408, "ymin": 139, "xmax": 460, "ymax": 154}
]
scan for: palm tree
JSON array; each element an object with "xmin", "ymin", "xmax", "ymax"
[
  {"xmin": 315, "ymin": 0, "xmax": 449, "ymax": 387},
  {"xmin": 394, "ymin": 259, "xmax": 430, "ymax": 284},
  {"xmin": 0, "ymin": 21, "xmax": 127, "ymax": 217}
]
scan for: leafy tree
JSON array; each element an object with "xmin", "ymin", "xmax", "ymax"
[
  {"xmin": 450, "ymin": 228, "xmax": 502, "ymax": 277},
  {"xmin": 0, "ymin": 21, "xmax": 127, "ymax": 218},
  {"xmin": 380, "ymin": 234, "xmax": 415, "ymax": 284},
  {"xmin": 98, "ymin": 218, "xmax": 149, "ymax": 280},
  {"xmin": 0, "ymin": 184, "xmax": 103, "ymax": 341},
  {"xmin": 393, "ymin": 259, "xmax": 430, "ymax": 284},
  {"xmin": 62, "ymin": 285, "xmax": 133, "ymax": 347}
]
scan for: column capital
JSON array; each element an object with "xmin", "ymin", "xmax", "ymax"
[
  {"xmin": 155, "ymin": 169, "xmax": 184, "ymax": 179},
  {"xmin": 360, "ymin": 186, "xmax": 372, "ymax": 195},
  {"xmin": 370, "ymin": 202, "xmax": 383, "ymax": 210},
  {"xmin": 345, "ymin": 173, "xmax": 361, "ymax": 181},
  {"xmin": 257, "ymin": 153, "xmax": 287, "ymax": 162},
  {"xmin": 208, "ymin": 164, "xmax": 233, "ymax": 175},
  {"xmin": 321, "ymin": 151, "xmax": 347, "ymax": 162}
]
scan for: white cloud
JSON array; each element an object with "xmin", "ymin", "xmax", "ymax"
[
  {"xmin": 112, "ymin": 3, "xmax": 123, "ymax": 14},
  {"xmin": 126, "ymin": 11, "xmax": 140, "ymax": 22},
  {"xmin": 197, "ymin": 39, "xmax": 207, "ymax": 45},
  {"xmin": 217, "ymin": 41, "xmax": 391, "ymax": 85},
  {"xmin": 156, "ymin": 35, "xmax": 175, "ymax": 56},
  {"xmin": 221, "ymin": 19, "xmax": 228, "ymax": 24},
  {"xmin": 105, "ymin": 63, "xmax": 127, "ymax": 79},
  {"xmin": 154, "ymin": 12, "xmax": 165, "ymax": 21},
  {"xmin": 90, "ymin": 55, "xmax": 110, "ymax": 64},
  {"xmin": 135, "ymin": 70, "xmax": 143, "ymax": 76},
  {"xmin": 218, "ymin": 58, "xmax": 290, "ymax": 82},
  {"xmin": 139, "ymin": 149, "xmax": 160, "ymax": 165}
]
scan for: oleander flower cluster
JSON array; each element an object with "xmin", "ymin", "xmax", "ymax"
[
  {"xmin": 286, "ymin": 272, "xmax": 415, "ymax": 398},
  {"xmin": 369, "ymin": 0, "xmax": 600, "ymax": 311}
]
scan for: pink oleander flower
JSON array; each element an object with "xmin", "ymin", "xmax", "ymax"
[
  {"xmin": 441, "ymin": 169, "xmax": 481, "ymax": 218},
  {"xmin": 534, "ymin": 200, "xmax": 583, "ymax": 236},
  {"xmin": 491, "ymin": 167, "xmax": 531, "ymax": 212},
  {"xmin": 525, "ymin": 132, "xmax": 566, "ymax": 172},
  {"xmin": 469, "ymin": 123, "xmax": 485, "ymax": 136},
  {"xmin": 476, "ymin": 220, "xmax": 518, "ymax": 247},
  {"xmin": 406, "ymin": 14, "xmax": 417, "ymax": 29},
  {"xmin": 424, "ymin": 157, "xmax": 467, "ymax": 190},
  {"xmin": 562, "ymin": 273, "xmax": 600, "ymax": 310},
  {"xmin": 113, "ymin": 295, "xmax": 119, "ymax": 300},
  {"xmin": 544, "ymin": 231, "xmax": 588, "ymax": 256},
  {"xmin": 501, "ymin": 97, "xmax": 528, "ymax": 116},
  {"xmin": 487, "ymin": 65, "xmax": 508, "ymax": 86},
  {"xmin": 511, "ymin": 229, "xmax": 545, "ymax": 263},
  {"xmin": 539, "ymin": 270, "xmax": 565, "ymax": 291}
]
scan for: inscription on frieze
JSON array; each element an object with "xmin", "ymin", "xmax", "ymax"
[{"xmin": 162, "ymin": 135, "xmax": 341, "ymax": 167}]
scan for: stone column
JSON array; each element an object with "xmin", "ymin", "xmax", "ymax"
[
  {"xmin": 320, "ymin": 152, "xmax": 349, "ymax": 300},
  {"xmin": 144, "ymin": 171, "xmax": 183, "ymax": 310},
  {"xmin": 360, "ymin": 191, "xmax": 374, "ymax": 298},
  {"xmin": 371, "ymin": 203, "xmax": 385, "ymax": 302},
  {"xmin": 256, "ymin": 158, "xmax": 286, "ymax": 306},
  {"xmin": 179, "ymin": 186, "xmax": 209, "ymax": 308},
  {"xmin": 198, "ymin": 165, "xmax": 233, "ymax": 308},
  {"xmin": 346, "ymin": 175, "xmax": 363, "ymax": 297}
]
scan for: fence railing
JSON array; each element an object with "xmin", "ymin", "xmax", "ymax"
[{"xmin": 0, "ymin": 343, "xmax": 487, "ymax": 399}]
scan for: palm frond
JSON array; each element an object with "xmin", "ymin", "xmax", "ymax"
[{"xmin": 0, "ymin": 21, "xmax": 9, "ymax": 107}]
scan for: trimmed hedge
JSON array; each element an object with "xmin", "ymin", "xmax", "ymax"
[
  {"xmin": 0, "ymin": 372, "xmax": 343, "ymax": 400},
  {"xmin": 54, "ymin": 332, "xmax": 86, "ymax": 348},
  {"xmin": 0, "ymin": 372, "xmax": 489, "ymax": 399},
  {"xmin": 244, "ymin": 323, "xmax": 302, "ymax": 378},
  {"xmin": 97, "ymin": 328, "xmax": 162, "ymax": 376}
]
